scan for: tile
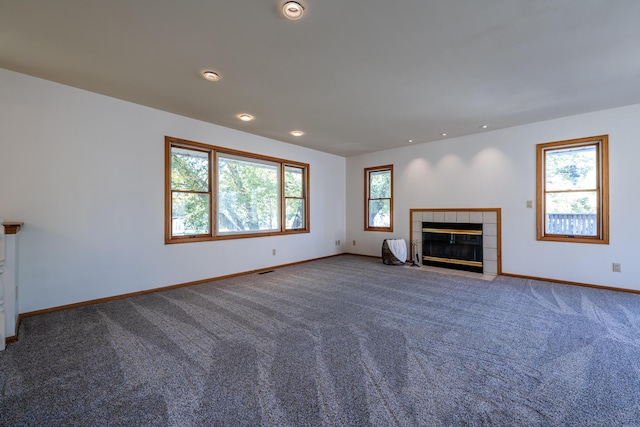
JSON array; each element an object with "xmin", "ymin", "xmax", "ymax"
[
  {"xmin": 483, "ymin": 260, "xmax": 498, "ymax": 275},
  {"xmin": 483, "ymin": 223, "xmax": 497, "ymax": 237},
  {"xmin": 484, "ymin": 248, "xmax": 497, "ymax": 261},
  {"xmin": 456, "ymin": 211, "xmax": 470, "ymax": 223},
  {"xmin": 422, "ymin": 211, "xmax": 434, "ymax": 222},
  {"xmin": 433, "ymin": 211, "xmax": 445, "ymax": 222},
  {"xmin": 444, "ymin": 211, "xmax": 457, "ymax": 222},
  {"xmin": 483, "ymin": 211, "xmax": 497, "ymax": 224},
  {"xmin": 483, "ymin": 236, "xmax": 497, "ymax": 249},
  {"xmin": 412, "ymin": 211, "xmax": 421, "ymax": 222},
  {"xmin": 470, "ymin": 211, "xmax": 483, "ymax": 223}
]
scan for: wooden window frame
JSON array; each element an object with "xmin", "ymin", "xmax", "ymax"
[
  {"xmin": 364, "ymin": 164, "xmax": 394, "ymax": 232},
  {"xmin": 283, "ymin": 164, "xmax": 308, "ymax": 231},
  {"xmin": 536, "ymin": 135, "xmax": 609, "ymax": 244},
  {"xmin": 165, "ymin": 136, "xmax": 309, "ymax": 244}
]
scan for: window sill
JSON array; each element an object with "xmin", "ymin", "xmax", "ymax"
[{"xmin": 537, "ymin": 235, "xmax": 609, "ymax": 245}]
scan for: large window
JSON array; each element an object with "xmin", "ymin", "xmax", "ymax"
[
  {"xmin": 365, "ymin": 165, "xmax": 393, "ymax": 232},
  {"xmin": 166, "ymin": 136, "xmax": 309, "ymax": 243},
  {"xmin": 536, "ymin": 135, "xmax": 609, "ymax": 244}
]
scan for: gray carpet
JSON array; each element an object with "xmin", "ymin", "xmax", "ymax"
[{"xmin": 1, "ymin": 255, "xmax": 640, "ymax": 426}]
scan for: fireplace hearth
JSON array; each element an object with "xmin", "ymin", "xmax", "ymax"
[{"xmin": 422, "ymin": 222, "xmax": 483, "ymax": 273}]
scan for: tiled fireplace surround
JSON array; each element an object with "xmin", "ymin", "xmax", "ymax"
[{"xmin": 410, "ymin": 208, "xmax": 501, "ymax": 276}]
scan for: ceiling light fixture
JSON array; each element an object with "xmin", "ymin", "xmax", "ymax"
[
  {"xmin": 480, "ymin": 125, "xmax": 488, "ymax": 129},
  {"xmin": 202, "ymin": 71, "xmax": 220, "ymax": 81},
  {"xmin": 282, "ymin": 1, "xmax": 304, "ymax": 20},
  {"xmin": 238, "ymin": 114, "xmax": 254, "ymax": 121},
  {"xmin": 407, "ymin": 139, "xmax": 413, "ymax": 143},
  {"xmin": 291, "ymin": 130, "xmax": 304, "ymax": 136},
  {"xmin": 441, "ymin": 133, "xmax": 447, "ymax": 136}
]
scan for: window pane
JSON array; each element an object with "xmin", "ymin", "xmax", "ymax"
[
  {"xmin": 166, "ymin": 137, "xmax": 309, "ymax": 243},
  {"xmin": 369, "ymin": 170, "xmax": 391, "ymax": 198},
  {"xmin": 171, "ymin": 147, "xmax": 209, "ymax": 191},
  {"xmin": 218, "ymin": 156, "xmax": 279, "ymax": 233},
  {"xmin": 285, "ymin": 166, "xmax": 303, "ymax": 197},
  {"xmin": 285, "ymin": 198, "xmax": 305, "ymax": 229},
  {"xmin": 545, "ymin": 146, "xmax": 596, "ymax": 191},
  {"xmin": 172, "ymin": 192, "xmax": 210, "ymax": 236},
  {"xmin": 545, "ymin": 191, "xmax": 597, "ymax": 235},
  {"xmin": 369, "ymin": 199, "xmax": 390, "ymax": 227}
]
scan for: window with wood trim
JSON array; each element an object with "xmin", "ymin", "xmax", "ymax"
[
  {"xmin": 365, "ymin": 165, "xmax": 393, "ymax": 232},
  {"xmin": 166, "ymin": 136, "xmax": 309, "ymax": 243},
  {"xmin": 284, "ymin": 165, "xmax": 307, "ymax": 230},
  {"xmin": 536, "ymin": 135, "xmax": 609, "ymax": 244}
]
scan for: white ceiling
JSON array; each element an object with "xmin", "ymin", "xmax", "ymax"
[{"xmin": 2, "ymin": 0, "xmax": 640, "ymax": 157}]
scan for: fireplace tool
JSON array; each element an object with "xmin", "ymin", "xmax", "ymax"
[{"xmin": 410, "ymin": 240, "xmax": 420, "ymax": 267}]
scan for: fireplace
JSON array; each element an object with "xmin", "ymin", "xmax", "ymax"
[
  {"xmin": 422, "ymin": 222, "xmax": 483, "ymax": 273},
  {"xmin": 410, "ymin": 209, "xmax": 500, "ymax": 276}
]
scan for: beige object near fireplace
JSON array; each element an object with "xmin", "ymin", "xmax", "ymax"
[{"xmin": 410, "ymin": 209, "xmax": 501, "ymax": 275}]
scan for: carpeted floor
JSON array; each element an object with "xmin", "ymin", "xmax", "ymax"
[{"xmin": 1, "ymin": 255, "xmax": 640, "ymax": 426}]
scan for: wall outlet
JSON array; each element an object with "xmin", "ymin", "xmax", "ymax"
[
  {"xmin": 526, "ymin": 200, "xmax": 533, "ymax": 208},
  {"xmin": 337, "ymin": 240, "xmax": 341, "ymax": 245},
  {"xmin": 612, "ymin": 262, "xmax": 621, "ymax": 272},
  {"xmin": 272, "ymin": 249, "xmax": 276, "ymax": 255},
  {"xmin": 352, "ymin": 240, "xmax": 356, "ymax": 246}
]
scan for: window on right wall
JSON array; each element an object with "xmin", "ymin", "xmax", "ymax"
[{"xmin": 536, "ymin": 135, "xmax": 609, "ymax": 244}]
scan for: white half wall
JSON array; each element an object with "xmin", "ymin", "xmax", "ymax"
[
  {"xmin": 346, "ymin": 103, "xmax": 640, "ymax": 291},
  {"xmin": 0, "ymin": 68, "xmax": 346, "ymax": 313}
]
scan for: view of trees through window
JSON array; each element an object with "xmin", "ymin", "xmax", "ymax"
[
  {"xmin": 365, "ymin": 165, "xmax": 393, "ymax": 231},
  {"xmin": 218, "ymin": 155, "xmax": 279, "ymax": 233},
  {"xmin": 171, "ymin": 147, "xmax": 211, "ymax": 236},
  {"xmin": 545, "ymin": 145, "xmax": 597, "ymax": 221},
  {"xmin": 166, "ymin": 137, "xmax": 308, "ymax": 243},
  {"xmin": 284, "ymin": 166, "xmax": 305, "ymax": 229},
  {"xmin": 537, "ymin": 135, "xmax": 608, "ymax": 243}
]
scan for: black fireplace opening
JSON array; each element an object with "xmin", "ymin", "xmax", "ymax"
[{"xmin": 422, "ymin": 222, "xmax": 483, "ymax": 273}]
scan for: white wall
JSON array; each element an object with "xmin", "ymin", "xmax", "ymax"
[
  {"xmin": 346, "ymin": 103, "xmax": 640, "ymax": 291},
  {"xmin": 2, "ymin": 66, "xmax": 637, "ymax": 313},
  {"xmin": 0, "ymin": 68, "xmax": 346, "ymax": 313}
]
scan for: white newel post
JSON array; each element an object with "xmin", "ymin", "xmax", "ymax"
[
  {"xmin": 0, "ymin": 218, "xmax": 6, "ymax": 351},
  {"xmin": 0, "ymin": 221, "xmax": 22, "ymax": 349}
]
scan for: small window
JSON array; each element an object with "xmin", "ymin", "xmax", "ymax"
[
  {"xmin": 165, "ymin": 136, "xmax": 309, "ymax": 243},
  {"xmin": 365, "ymin": 165, "xmax": 393, "ymax": 232},
  {"xmin": 536, "ymin": 135, "xmax": 609, "ymax": 244},
  {"xmin": 284, "ymin": 165, "xmax": 307, "ymax": 230},
  {"xmin": 169, "ymin": 145, "xmax": 212, "ymax": 238}
]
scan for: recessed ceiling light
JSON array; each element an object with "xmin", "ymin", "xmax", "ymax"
[
  {"xmin": 441, "ymin": 133, "xmax": 447, "ymax": 136},
  {"xmin": 480, "ymin": 125, "xmax": 488, "ymax": 129},
  {"xmin": 291, "ymin": 130, "xmax": 304, "ymax": 136},
  {"xmin": 282, "ymin": 1, "xmax": 304, "ymax": 20},
  {"xmin": 238, "ymin": 114, "xmax": 254, "ymax": 122},
  {"xmin": 202, "ymin": 71, "xmax": 220, "ymax": 81},
  {"xmin": 407, "ymin": 139, "xmax": 413, "ymax": 143}
]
